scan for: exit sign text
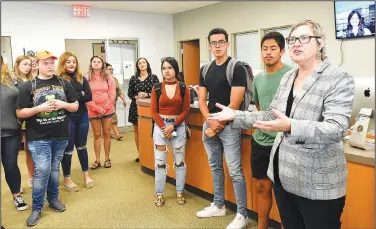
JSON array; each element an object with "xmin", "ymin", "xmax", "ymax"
[{"xmin": 73, "ymin": 5, "xmax": 90, "ymax": 17}]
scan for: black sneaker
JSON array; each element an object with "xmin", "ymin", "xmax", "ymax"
[
  {"xmin": 26, "ymin": 210, "xmax": 41, "ymax": 227},
  {"xmin": 135, "ymin": 158, "xmax": 140, "ymax": 162},
  {"xmin": 13, "ymin": 196, "xmax": 28, "ymax": 211},
  {"xmin": 49, "ymin": 200, "xmax": 66, "ymax": 212}
]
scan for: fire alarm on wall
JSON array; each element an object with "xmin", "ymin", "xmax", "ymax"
[{"xmin": 73, "ymin": 5, "xmax": 90, "ymax": 17}]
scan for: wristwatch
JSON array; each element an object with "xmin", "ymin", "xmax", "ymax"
[{"xmin": 173, "ymin": 124, "xmax": 178, "ymax": 131}]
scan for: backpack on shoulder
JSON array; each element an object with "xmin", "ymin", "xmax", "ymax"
[
  {"xmin": 151, "ymin": 81, "xmax": 191, "ymax": 139},
  {"xmin": 202, "ymin": 58, "xmax": 254, "ymax": 111}
]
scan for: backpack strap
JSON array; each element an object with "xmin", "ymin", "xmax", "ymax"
[
  {"xmin": 151, "ymin": 82, "xmax": 162, "ymax": 138},
  {"xmin": 202, "ymin": 60, "xmax": 215, "ymax": 85},
  {"xmin": 56, "ymin": 76, "xmax": 68, "ymax": 95},
  {"xmin": 179, "ymin": 81, "xmax": 186, "ymax": 99},
  {"xmin": 226, "ymin": 58, "xmax": 240, "ymax": 86},
  {"xmin": 31, "ymin": 78, "xmax": 37, "ymax": 92},
  {"xmin": 154, "ymin": 82, "xmax": 162, "ymax": 108}
]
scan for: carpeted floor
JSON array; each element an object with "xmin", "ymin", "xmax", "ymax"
[{"xmin": 1, "ymin": 132, "xmax": 258, "ymax": 228}]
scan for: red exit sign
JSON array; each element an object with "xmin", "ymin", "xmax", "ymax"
[{"xmin": 73, "ymin": 5, "xmax": 90, "ymax": 17}]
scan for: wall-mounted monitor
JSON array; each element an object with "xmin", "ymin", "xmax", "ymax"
[{"xmin": 334, "ymin": 1, "xmax": 375, "ymax": 39}]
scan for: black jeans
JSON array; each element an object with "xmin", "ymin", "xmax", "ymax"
[
  {"xmin": 273, "ymin": 181, "xmax": 346, "ymax": 229},
  {"xmin": 1, "ymin": 135, "xmax": 22, "ymax": 194}
]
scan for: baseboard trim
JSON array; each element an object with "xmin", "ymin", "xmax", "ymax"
[{"xmin": 141, "ymin": 166, "xmax": 282, "ymax": 229}]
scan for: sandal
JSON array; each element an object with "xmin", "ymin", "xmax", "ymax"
[
  {"xmin": 64, "ymin": 180, "xmax": 79, "ymax": 192},
  {"xmin": 116, "ymin": 135, "xmax": 123, "ymax": 141},
  {"xmin": 177, "ymin": 193, "xmax": 186, "ymax": 205},
  {"xmin": 104, "ymin": 159, "xmax": 112, "ymax": 168},
  {"xmin": 84, "ymin": 178, "xmax": 94, "ymax": 189},
  {"xmin": 90, "ymin": 161, "xmax": 101, "ymax": 170},
  {"xmin": 155, "ymin": 195, "xmax": 164, "ymax": 207},
  {"xmin": 110, "ymin": 134, "xmax": 116, "ymax": 139}
]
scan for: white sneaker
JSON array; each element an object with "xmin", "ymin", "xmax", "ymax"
[
  {"xmin": 196, "ymin": 203, "xmax": 226, "ymax": 218},
  {"xmin": 226, "ymin": 213, "xmax": 250, "ymax": 229}
]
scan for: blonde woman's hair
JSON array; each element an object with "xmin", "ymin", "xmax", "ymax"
[
  {"xmin": 57, "ymin": 52, "xmax": 84, "ymax": 83},
  {"xmin": 289, "ymin": 19, "xmax": 327, "ymax": 61},
  {"xmin": 1, "ymin": 56, "xmax": 13, "ymax": 88},
  {"xmin": 87, "ymin": 55, "xmax": 110, "ymax": 81},
  {"xmin": 13, "ymin": 55, "xmax": 32, "ymax": 80}
]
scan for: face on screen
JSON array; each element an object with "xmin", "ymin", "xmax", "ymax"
[{"xmin": 350, "ymin": 13, "xmax": 360, "ymax": 27}]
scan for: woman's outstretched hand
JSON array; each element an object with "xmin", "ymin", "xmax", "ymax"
[
  {"xmin": 207, "ymin": 103, "xmax": 236, "ymax": 122},
  {"xmin": 253, "ymin": 109, "xmax": 291, "ymax": 132}
]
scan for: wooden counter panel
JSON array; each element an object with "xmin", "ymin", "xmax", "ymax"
[
  {"xmin": 186, "ymin": 112, "xmax": 205, "ymax": 127},
  {"xmin": 341, "ymin": 161, "xmax": 374, "ymax": 229},
  {"xmin": 184, "ymin": 129, "xmax": 214, "ymax": 194},
  {"xmin": 138, "ymin": 105, "xmax": 152, "ymax": 118},
  {"xmin": 138, "ymin": 117, "xmax": 154, "ymax": 170}
]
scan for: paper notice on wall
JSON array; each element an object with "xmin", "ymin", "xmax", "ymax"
[
  {"xmin": 123, "ymin": 61, "xmax": 134, "ymax": 79},
  {"xmin": 111, "ymin": 61, "xmax": 121, "ymax": 75}
]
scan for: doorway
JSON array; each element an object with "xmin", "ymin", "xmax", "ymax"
[
  {"xmin": 180, "ymin": 39, "xmax": 200, "ymax": 85},
  {"xmin": 1, "ymin": 36, "xmax": 13, "ymax": 69},
  {"xmin": 64, "ymin": 38, "xmax": 139, "ymax": 131}
]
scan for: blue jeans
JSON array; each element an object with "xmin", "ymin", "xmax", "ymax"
[
  {"xmin": 61, "ymin": 112, "xmax": 89, "ymax": 177},
  {"xmin": 28, "ymin": 139, "xmax": 68, "ymax": 211},
  {"xmin": 153, "ymin": 121, "xmax": 187, "ymax": 195},
  {"xmin": 202, "ymin": 122, "xmax": 247, "ymax": 217},
  {"xmin": 1, "ymin": 134, "xmax": 22, "ymax": 194}
]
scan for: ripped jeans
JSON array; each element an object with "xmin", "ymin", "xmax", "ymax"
[
  {"xmin": 61, "ymin": 112, "xmax": 89, "ymax": 178},
  {"xmin": 153, "ymin": 121, "xmax": 187, "ymax": 195},
  {"xmin": 28, "ymin": 139, "xmax": 68, "ymax": 211}
]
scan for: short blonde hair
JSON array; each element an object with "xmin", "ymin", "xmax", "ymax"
[{"xmin": 289, "ymin": 19, "xmax": 327, "ymax": 60}]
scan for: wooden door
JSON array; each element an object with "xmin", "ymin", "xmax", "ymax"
[{"xmin": 182, "ymin": 40, "xmax": 200, "ymax": 85}]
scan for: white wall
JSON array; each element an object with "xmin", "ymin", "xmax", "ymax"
[
  {"xmin": 2, "ymin": 1, "xmax": 174, "ymax": 80},
  {"xmin": 173, "ymin": 1, "xmax": 375, "ymax": 79}
]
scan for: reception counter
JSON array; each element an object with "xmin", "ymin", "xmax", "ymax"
[{"xmin": 137, "ymin": 99, "xmax": 374, "ymax": 229}]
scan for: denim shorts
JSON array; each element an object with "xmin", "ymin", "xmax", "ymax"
[{"xmin": 89, "ymin": 113, "xmax": 114, "ymax": 121}]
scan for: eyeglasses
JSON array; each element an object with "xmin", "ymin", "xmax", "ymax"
[
  {"xmin": 209, "ymin": 40, "xmax": 227, "ymax": 47},
  {"xmin": 286, "ymin": 36, "xmax": 321, "ymax": 45}
]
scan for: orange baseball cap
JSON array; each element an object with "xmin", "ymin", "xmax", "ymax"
[{"xmin": 36, "ymin": 50, "xmax": 57, "ymax": 60}]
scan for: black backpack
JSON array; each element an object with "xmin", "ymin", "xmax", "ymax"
[
  {"xmin": 151, "ymin": 81, "xmax": 186, "ymax": 137},
  {"xmin": 202, "ymin": 58, "xmax": 254, "ymax": 111}
]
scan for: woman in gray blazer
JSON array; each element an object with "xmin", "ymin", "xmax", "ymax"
[{"xmin": 208, "ymin": 20, "xmax": 355, "ymax": 229}]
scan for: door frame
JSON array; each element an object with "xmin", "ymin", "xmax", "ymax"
[
  {"xmin": 177, "ymin": 38, "xmax": 200, "ymax": 71},
  {"xmin": 104, "ymin": 37, "xmax": 139, "ymax": 65},
  {"xmin": 64, "ymin": 37, "xmax": 139, "ymax": 133},
  {"xmin": 64, "ymin": 37, "xmax": 140, "ymax": 61}
]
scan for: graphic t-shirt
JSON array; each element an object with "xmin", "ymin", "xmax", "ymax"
[{"xmin": 16, "ymin": 75, "xmax": 78, "ymax": 141}]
